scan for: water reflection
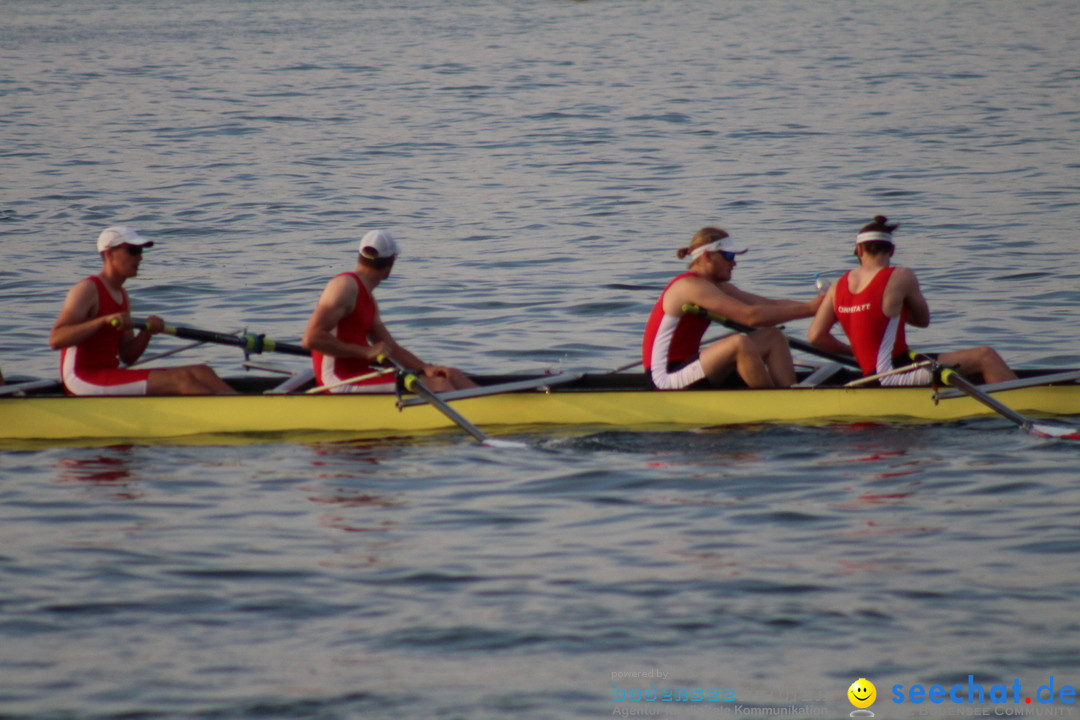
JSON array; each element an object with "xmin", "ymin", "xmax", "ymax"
[{"xmin": 53, "ymin": 448, "xmax": 143, "ymax": 501}]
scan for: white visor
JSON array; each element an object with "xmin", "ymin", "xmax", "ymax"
[
  {"xmin": 689, "ymin": 237, "xmax": 748, "ymax": 261},
  {"xmin": 856, "ymin": 230, "xmax": 894, "ymax": 244}
]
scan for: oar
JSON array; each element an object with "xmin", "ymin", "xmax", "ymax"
[
  {"xmin": 0, "ymin": 378, "xmax": 63, "ymax": 397},
  {"xmin": 682, "ymin": 304, "xmax": 859, "ymax": 368},
  {"xmin": 305, "ymin": 367, "xmax": 395, "ymax": 394},
  {"xmin": 376, "ymin": 354, "xmax": 524, "ymax": 448},
  {"xmin": 925, "ymin": 358, "xmax": 1080, "ymax": 441},
  {"xmin": 129, "ymin": 339, "xmax": 210, "ymax": 366},
  {"xmin": 121, "ymin": 319, "xmax": 311, "ymax": 358}
]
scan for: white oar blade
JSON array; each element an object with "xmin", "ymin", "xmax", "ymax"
[
  {"xmin": 1028, "ymin": 423, "xmax": 1080, "ymax": 441},
  {"xmin": 481, "ymin": 438, "xmax": 529, "ymax": 449}
]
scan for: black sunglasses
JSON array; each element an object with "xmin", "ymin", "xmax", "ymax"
[{"xmin": 122, "ymin": 245, "xmax": 144, "ymax": 256}]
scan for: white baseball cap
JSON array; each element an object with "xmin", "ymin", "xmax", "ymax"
[
  {"xmin": 359, "ymin": 230, "xmax": 400, "ymax": 260},
  {"xmin": 97, "ymin": 226, "xmax": 154, "ymax": 253}
]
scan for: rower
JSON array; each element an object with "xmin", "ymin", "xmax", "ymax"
[
  {"xmin": 301, "ymin": 229, "xmax": 476, "ymax": 394},
  {"xmin": 642, "ymin": 226, "xmax": 824, "ymax": 390},
  {"xmin": 807, "ymin": 215, "xmax": 1017, "ymax": 385},
  {"xmin": 49, "ymin": 226, "xmax": 234, "ymax": 396}
]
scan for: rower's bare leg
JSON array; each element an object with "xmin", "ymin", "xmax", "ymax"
[
  {"xmin": 447, "ymin": 368, "xmax": 477, "ymax": 390},
  {"xmin": 701, "ymin": 334, "xmax": 774, "ymax": 389},
  {"xmin": 188, "ymin": 365, "xmax": 236, "ymax": 394},
  {"xmin": 147, "ymin": 366, "xmax": 235, "ymax": 395},
  {"xmin": 751, "ymin": 328, "xmax": 797, "ymax": 388},
  {"xmin": 423, "ymin": 375, "xmax": 453, "ymax": 392},
  {"xmin": 422, "ymin": 367, "xmax": 477, "ymax": 392},
  {"xmin": 938, "ymin": 347, "xmax": 1017, "ymax": 384}
]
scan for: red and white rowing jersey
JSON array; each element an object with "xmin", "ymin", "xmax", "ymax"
[
  {"xmin": 642, "ymin": 273, "xmax": 710, "ymax": 389},
  {"xmin": 311, "ymin": 272, "xmax": 395, "ymax": 393},
  {"xmin": 60, "ymin": 276, "xmax": 152, "ymax": 396},
  {"xmin": 835, "ymin": 266, "xmax": 909, "ymax": 378}
]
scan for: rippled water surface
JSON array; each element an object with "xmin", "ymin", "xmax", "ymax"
[{"xmin": 2, "ymin": 1, "xmax": 1080, "ymax": 718}]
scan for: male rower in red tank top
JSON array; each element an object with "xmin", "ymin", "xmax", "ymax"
[
  {"xmin": 49, "ymin": 226, "xmax": 234, "ymax": 395},
  {"xmin": 302, "ymin": 230, "xmax": 476, "ymax": 394},
  {"xmin": 808, "ymin": 215, "xmax": 1016, "ymax": 386}
]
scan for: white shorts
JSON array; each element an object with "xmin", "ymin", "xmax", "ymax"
[
  {"xmin": 879, "ymin": 366, "xmax": 935, "ymax": 387},
  {"xmin": 650, "ymin": 358, "xmax": 708, "ymax": 390}
]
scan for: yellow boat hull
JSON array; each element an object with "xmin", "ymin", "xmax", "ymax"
[{"xmin": 2, "ymin": 380, "xmax": 1078, "ymax": 445}]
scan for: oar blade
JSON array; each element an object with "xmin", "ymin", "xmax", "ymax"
[
  {"xmin": 481, "ymin": 438, "xmax": 529, "ymax": 449},
  {"xmin": 1027, "ymin": 423, "xmax": 1080, "ymax": 441}
]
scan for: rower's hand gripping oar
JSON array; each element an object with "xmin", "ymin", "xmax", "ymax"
[
  {"xmin": 115, "ymin": 318, "xmax": 311, "ymax": 358},
  {"xmin": 376, "ymin": 354, "xmax": 525, "ymax": 448},
  {"xmin": 681, "ymin": 304, "xmax": 859, "ymax": 368},
  {"xmin": 921, "ymin": 356, "xmax": 1080, "ymax": 441}
]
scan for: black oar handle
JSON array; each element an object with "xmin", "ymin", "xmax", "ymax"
[
  {"xmin": 682, "ymin": 304, "xmax": 859, "ymax": 368},
  {"xmin": 126, "ymin": 320, "xmax": 311, "ymax": 357}
]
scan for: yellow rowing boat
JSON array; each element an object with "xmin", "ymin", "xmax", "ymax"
[{"xmin": 1, "ymin": 370, "xmax": 1078, "ymax": 446}]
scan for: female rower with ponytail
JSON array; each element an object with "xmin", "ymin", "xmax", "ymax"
[{"xmin": 642, "ymin": 226, "xmax": 824, "ymax": 390}]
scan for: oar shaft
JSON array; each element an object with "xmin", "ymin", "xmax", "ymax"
[
  {"xmin": 927, "ymin": 355, "xmax": 1078, "ymax": 440},
  {"xmin": 132, "ymin": 321, "xmax": 311, "ymax": 358},
  {"xmin": 377, "ymin": 355, "xmax": 489, "ymax": 443},
  {"xmin": 940, "ymin": 368, "xmax": 1032, "ymax": 430},
  {"xmin": 305, "ymin": 368, "xmax": 394, "ymax": 395},
  {"xmin": 129, "ymin": 339, "xmax": 207, "ymax": 366},
  {"xmin": 0, "ymin": 379, "xmax": 62, "ymax": 397},
  {"xmin": 608, "ymin": 333, "xmax": 733, "ymax": 374},
  {"xmin": 682, "ymin": 304, "xmax": 859, "ymax": 368},
  {"xmin": 844, "ymin": 360, "xmax": 934, "ymax": 388}
]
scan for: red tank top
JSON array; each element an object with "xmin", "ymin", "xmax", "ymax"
[
  {"xmin": 311, "ymin": 272, "xmax": 378, "ymax": 383},
  {"xmin": 834, "ymin": 267, "xmax": 908, "ymax": 377},
  {"xmin": 642, "ymin": 273, "xmax": 711, "ymax": 370},
  {"xmin": 59, "ymin": 276, "xmax": 129, "ymax": 373}
]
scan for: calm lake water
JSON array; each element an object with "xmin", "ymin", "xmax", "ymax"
[{"xmin": 1, "ymin": 1, "xmax": 1079, "ymax": 718}]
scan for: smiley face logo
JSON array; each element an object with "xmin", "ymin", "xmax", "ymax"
[{"xmin": 848, "ymin": 678, "xmax": 877, "ymax": 709}]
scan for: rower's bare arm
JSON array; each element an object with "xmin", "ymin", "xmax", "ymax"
[
  {"xmin": 49, "ymin": 280, "xmax": 117, "ymax": 350},
  {"xmin": 372, "ymin": 322, "xmax": 461, "ymax": 382},
  {"xmin": 302, "ymin": 303, "xmax": 346, "ymax": 355},
  {"xmin": 370, "ymin": 320, "xmax": 423, "ymax": 371},
  {"xmin": 718, "ymin": 283, "xmax": 772, "ymax": 305},
  {"xmin": 719, "ymin": 282, "xmax": 815, "ymax": 309},
  {"xmin": 808, "ymin": 286, "xmax": 852, "ymax": 355},
  {"xmin": 118, "ymin": 315, "xmax": 161, "ymax": 366},
  {"xmin": 671, "ymin": 277, "xmax": 817, "ymax": 327},
  {"xmin": 886, "ymin": 268, "xmax": 930, "ymax": 327},
  {"xmin": 720, "ymin": 281, "xmax": 823, "ymax": 320},
  {"xmin": 301, "ymin": 277, "xmax": 375, "ymax": 359},
  {"xmin": 904, "ymin": 272, "xmax": 930, "ymax": 328}
]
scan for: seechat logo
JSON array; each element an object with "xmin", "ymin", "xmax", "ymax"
[{"xmin": 891, "ymin": 676, "xmax": 1078, "ymax": 706}]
